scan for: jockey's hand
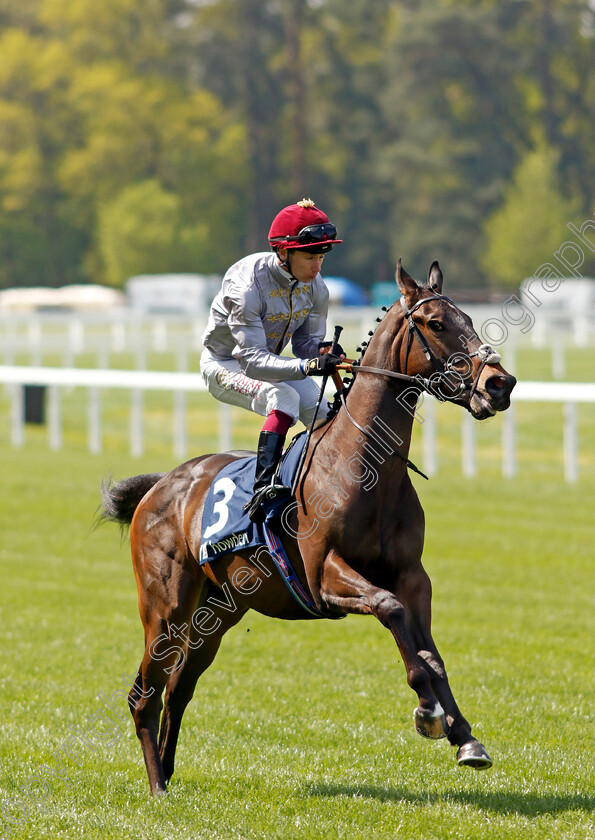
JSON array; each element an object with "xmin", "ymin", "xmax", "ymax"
[
  {"xmin": 304, "ymin": 352, "xmax": 341, "ymax": 376},
  {"xmin": 318, "ymin": 340, "xmax": 345, "ymax": 359}
]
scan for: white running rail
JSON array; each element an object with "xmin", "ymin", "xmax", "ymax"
[{"xmin": 0, "ymin": 365, "xmax": 593, "ymax": 481}]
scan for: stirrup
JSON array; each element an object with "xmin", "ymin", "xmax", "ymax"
[{"xmin": 243, "ymin": 483, "xmax": 292, "ymax": 524}]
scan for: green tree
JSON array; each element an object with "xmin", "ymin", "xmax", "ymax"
[
  {"xmin": 1, "ymin": 0, "xmax": 594, "ymax": 292},
  {"xmin": 189, "ymin": 0, "xmax": 395, "ymax": 279},
  {"xmin": 376, "ymin": 2, "xmax": 526, "ymax": 291},
  {"xmin": 481, "ymin": 144, "xmax": 582, "ymax": 289},
  {"xmin": 98, "ymin": 180, "xmax": 216, "ymax": 286},
  {"xmin": 188, "ymin": 0, "xmax": 288, "ymax": 251},
  {"xmin": 509, "ymin": 0, "xmax": 595, "ymax": 211},
  {"xmin": 298, "ymin": 0, "xmax": 395, "ymax": 285},
  {"xmin": 0, "ymin": 27, "xmax": 89, "ymax": 286},
  {"xmin": 0, "ymin": 0, "xmax": 246, "ymax": 287}
]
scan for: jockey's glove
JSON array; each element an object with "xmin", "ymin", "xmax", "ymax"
[
  {"xmin": 318, "ymin": 340, "xmax": 345, "ymax": 357},
  {"xmin": 303, "ymin": 353, "xmax": 341, "ymax": 376}
]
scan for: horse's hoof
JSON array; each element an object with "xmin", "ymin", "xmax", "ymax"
[
  {"xmin": 413, "ymin": 705, "xmax": 448, "ymax": 739},
  {"xmin": 456, "ymin": 741, "xmax": 493, "ymax": 769}
]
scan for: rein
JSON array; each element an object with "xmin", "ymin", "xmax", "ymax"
[{"xmin": 339, "ymin": 392, "xmax": 429, "ymax": 480}]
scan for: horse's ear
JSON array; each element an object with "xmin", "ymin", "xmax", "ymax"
[
  {"xmin": 428, "ymin": 260, "xmax": 443, "ymax": 293},
  {"xmin": 396, "ymin": 258, "xmax": 419, "ymax": 300}
]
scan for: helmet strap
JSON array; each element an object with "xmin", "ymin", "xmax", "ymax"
[{"xmin": 277, "ymin": 249, "xmax": 297, "ymax": 281}]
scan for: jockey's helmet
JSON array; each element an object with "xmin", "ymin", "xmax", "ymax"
[{"xmin": 268, "ymin": 199, "xmax": 342, "ymax": 253}]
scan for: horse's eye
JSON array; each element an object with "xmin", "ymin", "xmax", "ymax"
[{"xmin": 428, "ymin": 320, "xmax": 443, "ymax": 333}]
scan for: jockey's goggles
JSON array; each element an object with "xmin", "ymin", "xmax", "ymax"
[{"xmin": 271, "ymin": 222, "xmax": 338, "ymax": 245}]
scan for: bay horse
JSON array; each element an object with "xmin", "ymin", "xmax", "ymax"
[{"xmin": 101, "ymin": 260, "xmax": 516, "ymax": 795}]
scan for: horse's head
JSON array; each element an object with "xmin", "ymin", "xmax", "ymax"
[{"xmin": 364, "ymin": 260, "xmax": 516, "ymax": 420}]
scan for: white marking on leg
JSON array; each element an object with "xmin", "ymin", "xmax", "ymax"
[{"xmin": 431, "ymin": 702, "xmax": 445, "ymax": 719}]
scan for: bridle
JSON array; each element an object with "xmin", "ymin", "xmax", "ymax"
[
  {"xmin": 336, "ymin": 294, "xmax": 502, "ymax": 479},
  {"xmin": 349, "ymin": 294, "xmax": 501, "ymax": 403}
]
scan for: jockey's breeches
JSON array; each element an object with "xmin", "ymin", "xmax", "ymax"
[{"xmin": 200, "ymin": 348, "xmax": 324, "ymax": 427}]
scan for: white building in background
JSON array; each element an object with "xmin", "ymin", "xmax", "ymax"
[
  {"xmin": 125, "ymin": 274, "xmax": 221, "ymax": 316},
  {"xmin": 0, "ymin": 285, "xmax": 126, "ymax": 313},
  {"xmin": 520, "ymin": 276, "xmax": 595, "ymax": 312}
]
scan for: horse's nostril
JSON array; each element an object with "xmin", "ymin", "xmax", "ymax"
[{"xmin": 486, "ymin": 374, "xmax": 516, "ymax": 398}]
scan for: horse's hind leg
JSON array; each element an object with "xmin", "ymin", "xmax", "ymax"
[
  {"xmin": 158, "ymin": 581, "xmax": 248, "ymax": 785},
  {"xmin": 129, "ymin": 541, "xmax": 205, "ymax": 795},
  {"xmin": 129, "ymin": 618, "xmax": 176, "ymax": 796}
]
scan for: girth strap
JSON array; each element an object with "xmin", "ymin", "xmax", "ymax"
[{"xmin": 263, "ymin": 523, "xmax": 345, "ymax": 619}]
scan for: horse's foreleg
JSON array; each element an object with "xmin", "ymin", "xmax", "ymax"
[
  {"xmin": 318, "ymin": 550, "xmax": 446, "ymax": 733},
  {"xmin": 398, "ymin": 567, "xmax": 493, "ymax": 769}
]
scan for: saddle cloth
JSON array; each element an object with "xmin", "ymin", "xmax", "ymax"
[
  {"xmin": 198, "ymin": 433, "xmax": 306, "ymax": 563},
  {"xmin": 198, "ymin": 431, "xmax": 345, "ymax": 620}
]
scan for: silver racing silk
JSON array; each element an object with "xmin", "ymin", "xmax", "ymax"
[{"xmin": 201, "ymin": 252, "xmax": 329, "ymax": 382}]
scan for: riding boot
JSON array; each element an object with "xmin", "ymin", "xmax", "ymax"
[{"xmin": 244, "ymin": 431, "xmax": 292, "ymax": 524}]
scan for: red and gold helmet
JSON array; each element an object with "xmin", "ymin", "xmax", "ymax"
[{"xmin": 268, "ymin": 199, "xmax": 342, "ymax": 253}]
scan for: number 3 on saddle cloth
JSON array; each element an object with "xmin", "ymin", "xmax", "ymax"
[{"xmin": 199, "ymin": 434, "xmax": 338, "ymax": 619}]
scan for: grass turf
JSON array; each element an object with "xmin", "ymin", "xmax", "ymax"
[{"xmin": 0, "ymin": 362, "xmax": 594, "ymax": 839}]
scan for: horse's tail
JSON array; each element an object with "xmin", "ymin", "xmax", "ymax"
[{"xmin": 99, "ymin": 473, "xmax": 164, "ymax": 527}]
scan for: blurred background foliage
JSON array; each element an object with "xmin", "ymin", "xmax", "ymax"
[{"xmin": 0, "ymin": 0, "xmax": 593, "ymax": 292}]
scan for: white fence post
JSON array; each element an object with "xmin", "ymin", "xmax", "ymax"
[
  {"xmin": 177, "ymin": 346, "xmax": 189, "ymax": 372},
  {"xmin": 193, "ymin": 321, "xmax": 203, "ymax": 351},
  {"xmin": 503, "ymin": 333, "xmax": 517, "ymax": 375},
  {"xmin": 96, "ymin": 344, "xmax": 110, "ymax": 369},
  {"xmin": 532, "ymin": 317, "xmax": 547, "ymax": 348},
  {"xmin": 422, "ymin": 397, "xmax": 437, "ymax": 476},
  {"xmin": 173, "ymin": 390, "xmax": 186, "ymax": 458},
  {"xmin": 153, "ymin": 320, "xmax": 168, "ymax": 352},
  {"xmin": 502, "ymin": 401, "xmax": 516, "ymax": 478},
  {"xmin": 563, "ymin": 402, "xmax": 578, "ymax": 483},
  {"xmin": 461, "ymin": 411, "xmax": 476, "ymax": 477},
  {"xmin": 29, "ymin": 320, "xmax": 42, "ymax": 366},
  {"xmin": 11, "ymin": 384, "xmax": 24, "ymax": 447},
  {"xmin": 88, "ymin": 387, "xmax": 102, "ymax": 454},
  {"xmin": 573, "ymin": 314, "xmax": 589, "ymax": 347},
  {"xmin": 219, "ymin": 402, "xmax": 232, "ymax": 452},
  {"xmin": 68, "ymin": 319, "xmax": 85, "ymax": 360},
  {"xmin": 135, "ymin": 345, "xmax": 147, "ymax": 371},
  {"xmin": 552, "ymin": 334, "xmax": 565, "ymax": 379},
  {"xmin": 130, "ymin": 389, "xmax": 144, "ymax": 457},
  {"xmin": 48, "ymin": 385, "xmax": 62, "ymax": 450},
  {"xmin": 3, "ymin": 320, "xmax": 16, "ymax": 367},
  {"xmin": 111, "ymin": 322, "xmax": 126, "ymax": 353}
]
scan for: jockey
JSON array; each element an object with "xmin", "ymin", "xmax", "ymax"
[{"xmin": 200, "ymin": 198, "xmax": 344, "ymax": 522}]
